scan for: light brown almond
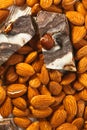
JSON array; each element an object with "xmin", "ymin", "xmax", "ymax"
[
  {"xmin": 77, "ymin": 100, "xmax": 85, "ymax": 118},
  {"xmin": 0, "ymin": 86, "xmax": 6, "ymax": 105},
  {"xmin": 26, "ymin": 0, "xmax": 39, "ymax": 7},
  {"xmin": 39, "ymin": 120, "xmax": 52, "ymax": 130},
  {"xmin": 78, "ymin": 73, "xmax": 87, "ymax": 87},
  {"xmin": 72, "ymin": 118, "xmax": 84, "ymax": 130},
  {"xmin": 40, "ymin": 85, "xmax": 51, "ymax": 96},
  {"xmin": 26, "ymin": 121, "xmax": 39, "ymax": 130},
  {"xmin": 25, "ymin": 51, "xmax": 37, "ymax": 63},
  {"xmin": 16, "ymin": 63, "xmax": 35, "ymax": 77},
  {"xmin": 12, "ymin": 97, "xmax": 27, "ymax": 110},
  {"xmin": 30, "ymin": 95, "xmax": 55, "ymax": 109},
  {"xmin": 7, "ymin": 84, "xmax": 27, "ymax": 98},
  {"xmin": 73, "ymin": 81, "xmax": 84, "ymax": 91},
  {"xmin": 0, "ymin": 97, "xmax": 12, "ymax": 118},
  {"xmin": 50, "ymin": 109, "xmax": 67, "ymax": 127},
  {"xmin": 30, "ymin": 106, "xmax": 53, "ymax": 118},
  {"xmin": 79, "ymin": 89, "xmax": 87, "ymax": 101},
  {"xmin": 14, "ymin": 117, "xmax": 31, "ymax": 129},
  {"xmin": 13, "ymin": 107, "xmax": 29, "ymax": 117},
  {"xmin": 29, "ymin": 76, "xmax": 41, "ymax": 88},
  {"xmin": 56, "ymin": 123, "xmax": 78, "ymax": 130},
  {"xmin": 63, "ymin": 85, "xmax": 76, "ymax": 95},
  {"xmin": 40, "ymin": 0, "xmax": 53, "ymax": 9},
  {"xmin": 0, "ymin": 0, "xmax": 14, "ymax": 8}
]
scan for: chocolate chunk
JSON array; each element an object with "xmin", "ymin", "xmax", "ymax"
[{"xmin": 36, "ymin": 11, "xmax": 76, "ymax": 71}]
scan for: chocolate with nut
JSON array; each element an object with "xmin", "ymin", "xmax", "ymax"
[{"xmin": 36, "ymin": 11, "xmax": 76, "ymax": 71}]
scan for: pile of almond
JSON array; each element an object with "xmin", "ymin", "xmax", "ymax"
[{"xmin": 0, "ymin": 0, "xmax": 87, "ymax": 130}]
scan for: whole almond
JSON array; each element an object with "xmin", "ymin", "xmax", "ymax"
[
  {"xmin": 0, "ymin": 86, "xmax": 6, "ymax": 105},
  {"xmin": 16, "ymin": 63, "xmax": 35, "ymax": 77},
  {"xmin": 49, "ymin": 81, "xmax": 62, "ymax": 96},
  {"xmin": 78, "ymin": 73, "xmax": 87, "ymax": 87},
  {"xmin": 29, "ymin": 76, "xmax": 41, "ymax": 88},
  {"xmin": 0, "ymin": 97, "xmax": 12, "ymax": 118},
  {"xmin": 56, "ymin": 123, "xmax": 78, "ymax": 130},
  {"xmin": 0, "ymin": 9, "xmax": 9, "ymax": 24},
  {"xmin": 39, "ymin": 65, "xmax": 49, "ymax": 85},
  {"xmin": 14, "ymin": 117, "xmax": 32, "ymax": 129},
  {"xmin": 31, "ymin": 3, "xmax": 41, "ymax": 15},
  {"xmin": 62, "ymin": 0, "xmax": 76, "ymax": 10},
  {"xmin": 76, "ymin": 45, "xmax": 87, "ymax": 60},
  {"xmin": 30, "ymin": 95, "xmax": 55, "ymax": 109},
  {"xmin": 13, "ymin": 107, "xmax": 29, "ymax": 117},
  {"xmin": 26, "ymin": 0, "xmax": 39, "ymax": 7},
  {"xmin": 72, "ymin": 26, "xmax": 86, "ymax": 44},
  {"xmin": 28, "ymin": 86, "xmax": 39, "ymax": 101},
  {"xmin": 50, "ymin": 109, "xmax": 67, "ymax": 127},
  {"xmin": 25, "ymin": 51, "xmax": 37, "ymax": 63},
  {"xmin": 72, "ymin": 117, "xmax": 84, "ymax": 130},
  {"xmin": 40, "ymin": 85, "xmax": 51, "ymax": 96},
  {"xmin": 26, "ymin": 121, "xmax": 39, "ymax": 130},
  {"xmin": 12, "ymin": 97, "xmax": 27, "ymax": 110},
  {"xmin": 39, "ymin": 120, "xmax": 52, "ymax": 130},
  {"xmin": 79, "ymin": 89, "xmax": 87, "ymax": 101},
  {"xmin": 0, "ymin": 0, "xmax": 14, "ymax": 8},
  {"xmin": 18, "ymin": 76, "xmax": 30, "ymax": 84},
  {"xmin": 45, "ymin": 5, "xmax": 62, "ymax": 13},
  {"xmin": 66, "ymin": 11, "xmax": 85, "ymax": 25},
  {"xmin": 40, "ymin": 0, "xmax": 53, "ymax": 9},
  {"xmin": 63, "ymin": 95, "xmax": 77, "ymax": 122},
  {"xmin": 77, "ymin": 100, "xmax": 85, "ymax": 118},
  {"xmin": 61, "ymin": 73, "xmax": 76, "ymax": 85},
  {"xmin": 73, "ymin": 81, "xmax": 84, "ymax": 91},
  {"xmin": 30, "ymin": 106, "xmax": 53, "ymax": 118},
  {"xmin": 77, "ymin": 56, "xmax": 87, "ymax": 73},
  {"xmin": 7, "ymin": 53, "xmax": 24, "ymax": 65},
  {"xmin": 75, "ymin": 1, "xmax": 87, "ymax": 16},
  {"xmin": 7, "ymin": 84, "xmax": 27, "ymax": 98},
  {"xmin": 63, "ymin": 85, "xmax": 75, "ymax": 95}
]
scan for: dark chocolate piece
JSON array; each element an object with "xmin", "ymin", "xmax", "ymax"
[{"xmin": 36, "ymin": 11, "xmax": 76, "ymax": 71}]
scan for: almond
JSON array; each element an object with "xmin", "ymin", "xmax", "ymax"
[
  {"xmin": 7, "ymin": 84, "xmax": 27, "ymax": 98},
  {"xmin": 14, "ymin": 117, "xmax": 32, "ymax": 129},
  {"xmin": 61, "ymin": 73, "xmax": 76, "ymax": 85},
  {"xmin": 66, "ymin": 11, "xmax": 85, "ymax": 25},
  {"xmin": 63, "ymin": 85, "xmax": 76, "ymax": 95},
  {"xmin": 0, "ymin": 0, "xmax": 14, "ymax": 9},
  {"xmin": 12, "ymin": 97, "xmax": 27, "ymax": 110},
  {"xmin": 62, "ymin": 0, "xmax": 76, "ymax": 10},
  {"xmin": 0, "ymin": 9, "xmax": 9, "ymax": 24},
  {"xmin": 39, "ymin": 120, "xmax": 52, "ymax": 130},
  {"xmin": 25, "ymin": 51, "xmax": 37, "ymax": 63},
  {"xmin": 31, "ymin": 3, "xmax": 41, "ymax": 15},
  {"xmin": 72, "ymin": 26, "xmax": 86, "ymax": 44},
  {"xmin": 15, "ymin": 0, "xmax": 26, "ymax": 6},
  {"xmin": 56, "ymin": 123, "xmax": 78, "ymax": 130},
  {"xmin": 29, "ymin": 75, "xmax": 41, "ymax": 88},
  {"xmin": 0, "ymin": 86, "xmax": 6, "ymax": 105},
  {"xmin": 79, "ymin": 89, "xmax": 87, "ymax": 101},
  {"xmin": 0, "ymin": 97, "xmax": 12, "ymax": 118},
  {"xmin": 72, "ymin": 117, "xmax": 84, "ymax": 130},
  {"xmin": 75, "ymin": 1, "xmax": 87, "ymax": 16},
  {"xmin": 28, "ymin": 86, "xmax": 39, "ymax": 101},
  {"xmin": 39, "ymin": 65, "xmax": 49, "ymax": 85},
  {"xmin": 50, "ymin": 109, "xmax": 67, "ymax": 127},
  {"xmin": 7, "ymin": 53, "xmax": 24, "ymax": 65},
  {"xmin": 40, "ymin": 0, "xmax": 53, "ymax": 9},
  {"xmin": 30, "ymin": 106, "xmax": 53, "ymax": 118},
  {"xmin": 78, "ymin": 73, "xmax": 87, "ymax": 87},
  {"xmin": 73, "ymin": 39, "xmax": 87, "ymax": 50},
  {"xmin": 77, "ymin": 100, "xmax": 85, "ymax": 118},
  {"xmin": 63, "ymin": 95, "xmax": 77, "ymax": 122},
  {"xmin": 18, "ymin": 76, "xmax": 30, "ymax": 84},
  {"xmin": 82, "ymin": 0, "xmax": 87, "ymax": 9},
  {"xmin": 84, "ymin": 106, "xmax": 87, "ymax": 120},
  {"xmin": 48, "ymin": 81, "xmax": 62, "ymax": 96},
  {"xmin": 77, "ymin": 56, "xmax": 87, "ymax": 73},
  {"xmin": 26, "ymin": 121, "xmax": 39, "ymax": 130},
  {"xmin": 76, "ymin": 45, "xmax": 87, "ymax": 60},
  {"xmin": 45, "ymin": 5, "xmax": 62, "ymax": 13},
  {"xmin": 40, "ymin": 85, "xmax": 51, "ymax": 96},
  {"xmin": 49, "ymin": 70, "xmax": 62, "ymax": 82},
  {"xmin": 26, "ymin": 0, "xmax": 39, "ymax": 7},
  {"xmin": 30, "ymin": 95, "xmax": 55, "ymax": 109},
  {"xmin": 13, "ymin": 107, "xmax": 29, "ymax": 117},
  {"xmin": 73, "ymin": 81, "xmax": 84, "ymax": 91},
  {"xmin": 16, "ymin": 63, "xmax": 35, "ymax": 77},
  {"xmin": 53, "ymin": 0, "xmax": 61, "ymax": 5},
  {"xmin": 85, "ymin": 15, "xmax": 87, "ymax": 30}
]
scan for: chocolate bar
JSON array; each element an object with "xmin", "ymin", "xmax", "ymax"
[{"xmin": 36, "ymin": 11, "xmax": 76, "ymax": 71}]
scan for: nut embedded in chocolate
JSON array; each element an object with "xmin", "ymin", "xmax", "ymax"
[{"xmin": 40, "ymin": 33, "xmax": 55, "ymax": 50}]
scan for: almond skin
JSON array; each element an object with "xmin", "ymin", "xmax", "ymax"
[
  {"xmin": 66, "ymin": 11, "xmax": 85, "ymax": 25},
  {"xmin": 50, "ymin": 109, "xmax": 67, "ymax": 127},
  {"xmin": 7, "ymin": 84, "xmax": 27, "ymax": 98},
  {"xmin": 14, "ymin": 117, "xmax": 32, "ymax": 129},
  {"xmin": 16, "ymin": 63, "xmax": 35, "ymax": 77},
  {"xmin": 12, "ymin": 97, "xmax": 27, "ymax": 110},
  {"xmin": 30, "ymin": 95, "xmax": 55, "ymax": 109},
  {"xmin": 0, "ymin": 97, "xmax": 12, "ymax": 118},
  {"xmin": 0, "ymin": 86, "xmax": 6, "ymax": 105}
]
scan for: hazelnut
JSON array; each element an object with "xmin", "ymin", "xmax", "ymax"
[
  {"xmin": 40, "ymin": 33, "xmax": 55, "ymax": 50},
  {"xmin": 15, "ymin": 0, "xmax": 26, "ymax": 6}
]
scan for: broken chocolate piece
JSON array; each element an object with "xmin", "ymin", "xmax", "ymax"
[
  {"xmin": 0, "ymin": 6, "xmax": 35, "ymax": 65},
  {"xmin": 36, "ymin": 11, "xmax": 76, "ymax": 71}
]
